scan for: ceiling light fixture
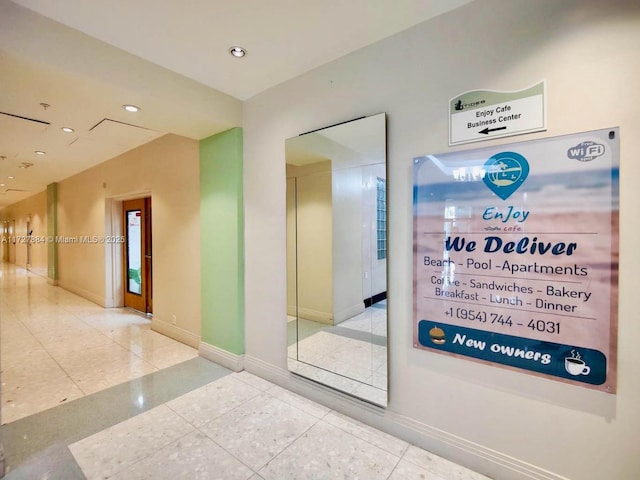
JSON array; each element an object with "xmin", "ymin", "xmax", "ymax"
[
  {"xmin": 123, "ymin": 104, "xmax": 140, "ymax": 113},
  {"xmin": 61, "ymin": 127, "xmax": 74, "ymax": 133},
  {"xmin": 229, "ymin": 46, "xmax": 247, "ymax": 58},
  {"xmin": 35, "ymin": 151, "xmax": 46, "ymax": 155},
  {"xmin": 8, "ymin": 176, "xmax": 14, "ymax": 180},
  {"xmin": 0, "ymin": 184, "xmax": 4, "ymax": 187}
]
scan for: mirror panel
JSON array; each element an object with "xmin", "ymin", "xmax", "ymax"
[{"xmin": 286, "ymin": 113, "xmax": 387, "ymax": 406}]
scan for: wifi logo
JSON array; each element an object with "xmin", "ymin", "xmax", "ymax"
[{"xmin": 567, "ymin": 141, "xmax": 605, "ymax": 162}]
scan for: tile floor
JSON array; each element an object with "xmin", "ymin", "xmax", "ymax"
[
  {"xmin": 0, "ymin": 264, "xmax": 198, "ymax": 424},
  {"xmin": 1, "ymin": 265, "xmax": 492, "ymax": 479},
  {"xmin": 69, "ymin": 371, "xmax": 492, "ymax": 480},
  {"xmin": 287, "ymin": 302, "xmax": 388, "ymax": 405},
  {"xmin": 1, "ymin": 357, "xmax": 231, "ymax": 478}
]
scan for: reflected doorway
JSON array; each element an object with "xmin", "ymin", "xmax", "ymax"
[
  {"xmin": 26, "ymin": 218, "xmax": 31, "ymax": 268},
  {"xmin": 2, "ymin": 221, "xmax": 9, "ymax": 262},
  {"xmin": 8, "ymin": 220, "xmax": 16, "ymax": 264},
  {"xmin": 285, "ymin": 113, "xmax": 388, "ymax": 406},
  {"xmin": 123, "ymin": 197, "xmax": 152, "ymax": 314}
]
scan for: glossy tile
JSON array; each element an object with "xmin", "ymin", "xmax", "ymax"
[
  {"xmin": 0, "ymin": 331, "xmax": 42, "ymax": 357},
  {"xmin": 53, "ymin": 344, "xmax": 158, "ymax": 395},
  {"xmin": 351, "ymin": 382, "xmax": 388, "ymax": 406},
  {"xmin": 258, "ymin": 420, "xmax": 400, "ymax": 480},
  {"xmin": 38, "ymin": 330, "xmax": 117, "ymax": 357},
  {"xmin": 110, "ymin": 431, "xmax": 253, "ymax": 480},
  {"xmin": 2, "ymin": 443, "xmax": 86, "ymax": 480},
  {"xmin": 323, "ymin": 411, "xmax": 408, "ymax": 457},
  {"xmin": 113, "ymin": 329, "xmax": 198, "ymax": 369},
  {"xmin": 200, "ymin": 392, "xmax": 318, "ymax": 471},
  {"xmin": 296, "ymin": 330, "xmax": 351, "ymax": 364},
  {"xmin": 2, "ymin": 266, "xmax": 490, "ymax": 480},
  {"xmin": 1, "ymin": 357, "xmax": 231, "ymax": 476},
  {"xmin": 388, "ymin": 458, "xmax": 448, "ymax": 480},
  {"xmin": 235, "ymin": 370, "xmax": 276, "ymax": 392},
  {"xmin": 312, "ymin": 353, "xmax": 372, "ymax": 383},
  {"xmin": 266, "ymin": 384, "xmax": 331, "ymax": 419},
  {"xmin": 288, "ymin": 359, "xmax": 364, "ymax": 396},
  {"xmin": 0, "ymin": 263, "xmax": 201, "ymax": 424},
  {"xmin": 2, "ymin": 375, "xmax": 84, "ymax": 424},
  {"xmin": 81, "ymin": 311, "xmax": 150, "ymax": 336},
  {"xmin": 1, "ymin": 348, "xmax": 66, "ymax": 384},
  {"xmin": 289, "ymin": 310, "xmax": 388, "ymax": 407},
  {"xmin": 167, "ymin": 375, "xmax": 261, "ymax": 427},
  {"xmin": 69, "ymin": 405, "xmax": 195, "ymax": 480}
]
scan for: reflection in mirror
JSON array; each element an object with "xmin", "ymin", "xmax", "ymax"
[{"xmin": 286, "ymin": 113, "xmax": 387, "ymax": 406}]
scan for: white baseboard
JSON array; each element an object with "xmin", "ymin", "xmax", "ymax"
[
  {"xmin": 334, "ymin": 302, "xmax": 364, "ymax": 324},
  {"xmin": 57, "ymin": 281, "xmax": 105, "ymax": 307},
  {"xmin": 199, "ymin": 342, "xmax": 245, "ymax": 372},
  {"xmin": 26, "ymin": 265, "xmax": 48, "ymax": 278},
  {"xmin": 242, "ymin": 356, "xmax": 568, "ymax": 480},
  {"xmin": 383, "ymin": 410, "xmax": 567, "ymax": 480},
  {"xmin": 152, "ymin": 320, "xmax": 200, "ymax": 349},
  {"xmin": 297, "ymin": 306, "xmax": 333, "ymax": 324},
  {"xmin": 11, "ymin": 263, "xmax": 53, "ymax": 284}
]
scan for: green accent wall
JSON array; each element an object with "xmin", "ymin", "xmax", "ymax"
[
  {"xmin": 200, "ymin": 127, "xmax": 244, "ymax": 354},
  {"xmin": 47, "ymin": 183, "xmax": 58, "ymax": 282}
]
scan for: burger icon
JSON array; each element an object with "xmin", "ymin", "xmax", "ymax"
[{"xmin": 429, "ymin": 326, "xmax": 446, "ymax": 345}]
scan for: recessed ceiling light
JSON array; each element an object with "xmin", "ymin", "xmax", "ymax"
[
  {"xmin": 229, "ymin": 46, "xmax": 247, "ymax": 58},
  {"xmin": 35, "ymin": 151, "xmax": 46, "ymax": 155},
  {"xmin": 8, "ymin": 176, "xmax": 14, "ymax": 180},
  {"xmin": 0, "ymin": 184, "xmax": 4, "ymax": 187},
  {"xmin": 123, "ymin": 104, "xmax": 140, "ymax": 113},
  {"xmin": 61, "ymin": 127, "xmax": 74, "ymax": 133}
]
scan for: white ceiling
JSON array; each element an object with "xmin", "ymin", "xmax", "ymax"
[
  {"xmin": 0, "ymin": 0, "xmax": 473, "ymax": 208},
  {"xmin": 286, "ymin": 113, "xmax": 386, "ymax": 169}
]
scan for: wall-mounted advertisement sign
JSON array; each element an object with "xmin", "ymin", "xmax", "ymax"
[
  {"xmin": 413, "ymin": 128, "xmax": 619, "ymax": 393},
  {"xmin": 449, "ymin": 81, "xmax": 546, "ymax": 145}
]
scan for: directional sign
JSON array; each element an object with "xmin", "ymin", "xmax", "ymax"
[{"xmin": 449, "ymin": 81, "xmax": 546, "ymax": 146}]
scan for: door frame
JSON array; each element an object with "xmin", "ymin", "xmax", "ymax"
[
  {"xmin": 122, "ymin": 197, "xmax": 148, "ymax": 313},
  {"xmin": 104, "ymin": 192, "xmax": 152, "ymax": 309}
]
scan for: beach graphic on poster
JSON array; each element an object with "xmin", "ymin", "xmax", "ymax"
[{"xmin": 413, "ymin": 128, "xmax": 619, "ymax": 393}]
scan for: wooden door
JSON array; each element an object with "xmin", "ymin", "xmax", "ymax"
[{"xmin": 123, "ymin": 198, "xmax": 152, "ymax": 313}]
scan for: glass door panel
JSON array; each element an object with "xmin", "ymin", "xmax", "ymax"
[
  {"xmin": 127, "ymin": 210, "xmax": 142, "ymax": 294},
  {"xmin": 123, "ymin": 198, "xmax": 150, "ymax": 313}
]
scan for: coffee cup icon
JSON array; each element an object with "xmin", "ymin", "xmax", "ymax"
[{"xmin": 565, "ymin": 357, "xmax": 590, "ymax": 376}]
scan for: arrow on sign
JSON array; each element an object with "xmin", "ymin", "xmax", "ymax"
[{"xmin": 479, "ymin": 126, "xmax": 507, "ymax": 135}]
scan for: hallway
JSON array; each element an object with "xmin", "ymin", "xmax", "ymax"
[
  {"xmin": 0, "ymin": 264, "xmax": 491, "ymax": 479},
  {"xmin": 0, "ymin": 264, "xmax": 198, "ymax": 424}
]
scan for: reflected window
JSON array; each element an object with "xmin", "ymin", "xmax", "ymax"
[
  {"xmin": 376, "ymin": 177, "xmax": 387, "ymax": 260},
  {"xmin": 127, "ymin": 210, "xmax": 142, "ymax": 295}
]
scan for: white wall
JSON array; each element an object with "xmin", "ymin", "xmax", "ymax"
[
  {"xmin": 286, "ymin": 162, "xmax": 333, "ymax": 323},
  {"xmin": 288, "ymin": 161, "xmax": 382, "ymax": 324},
  {"xmin": 285, "ymin": 176, "xmax": 297, "ymax": 317},
  {"xmin": 243, "ymin": 1, "xmax": 640, "ymax": 479},
  {"xmin": 57, "ymin": 134, "xmax": 201, "ymax": 346},
  {"xmin": 332, "ymin": 165, "xmax": 364, "ymax": 323}
]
